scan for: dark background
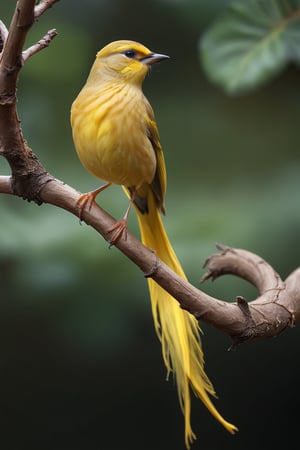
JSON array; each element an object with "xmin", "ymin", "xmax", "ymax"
[{"xmin": 0, "ymin": 1, "xmax": 299, "ymax": 449}]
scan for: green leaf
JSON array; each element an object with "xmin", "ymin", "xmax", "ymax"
[{"xmin": 200, "ymin": 0, "xmax": 300, "ymax": 94}]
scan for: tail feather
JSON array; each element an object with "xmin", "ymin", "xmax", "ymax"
[{"xmin": 135, "ymin": 191, "xmax": 237, "ymax": 448}]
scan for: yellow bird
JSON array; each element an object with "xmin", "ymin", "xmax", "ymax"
[{"xmin": 71, "ymin": 40, "xmax": 237, "ymax": 448}]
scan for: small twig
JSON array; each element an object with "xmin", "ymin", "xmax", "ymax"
[
  {"xmin": 0, "ymin": 176, "xmax": 13, "ymax": 195},
  {"xmin": 22, "ymin": 28, "xmax": 58, "ymax": 62},
  {"xmin": 0, "ymin": 20, "xmax": 9, "ymax": 53},
  {"xmin": 34, "ymin": 0, "xmax": 60, "ymax": 19}
]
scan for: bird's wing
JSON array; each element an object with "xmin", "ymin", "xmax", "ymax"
[{"xmin": 145, "ymin": 102, "xmax": 167, "ymax": 215}]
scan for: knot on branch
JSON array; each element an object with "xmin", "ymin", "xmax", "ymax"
[
  {"xmin": 144, "ymin": 250, "xmax": 160, "ymax": 278},
  {"xmin": 0, "ymin": 93, "xmax": 17, "ymax": 106},
  {"xmin": 12, "ymin": 169, "xmax": 54, "ymax": 204},
  {"xmin": 1, "ymin": 140, "xmax": 54, "ymax": 204},
  {"xmin": 1, "ymin": 53, "xmax": 23, "ymax": 75}
]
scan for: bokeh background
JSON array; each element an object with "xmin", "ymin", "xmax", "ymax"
[{"xmin": 1, "ymin": 1, "xmax": 300, "ymax": 449}]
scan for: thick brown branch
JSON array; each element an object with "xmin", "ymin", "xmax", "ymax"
[
  {"xmin": 30, "ymin": 178, "xmax": 300, "ymax": 345},
  {"xmin": 0, "ymin": 0, "xmax": 36, "ymax": 165},
  {"xmin": 0, "ymin": 0, "xmax": 35, "ymax": 70},
  {"xmin": 0, "ymin": 0, "xmax": 56, "ymax": 200}
]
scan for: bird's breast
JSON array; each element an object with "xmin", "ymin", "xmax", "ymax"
[{"xmin": 71, "ymin": 83, "xmax": 156, "ymax": 189}]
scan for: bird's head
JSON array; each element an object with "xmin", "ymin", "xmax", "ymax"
[{"xmin": 87, "ymin": 40, "xmax": 169, "ymax": 85}]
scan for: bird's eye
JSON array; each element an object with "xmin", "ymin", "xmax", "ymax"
[{"xmin": 124, "ymin": 49, "xmax": 137, "ymax": 59}]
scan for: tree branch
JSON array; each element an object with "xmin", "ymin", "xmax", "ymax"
[
  {"xmin": 22, "ymin": 28, "xmax": 57, "ymax": 62},
  {"xmin": 0, "ymin": 175, "xmax": 13, "ymax": 194},
  {"xmin": 0, "ymin": 0, "xmax": 54, "ymax": 200},
  {"xmin": 21, "ymin": 177, "xmax": 300, "ymax": 345},
  {"xmin": 0, "ymin": 20, "xmax": 8, "ymax": 53},
  {"xmin": 34, "ymin": 0, "xmax": 60, "ymax": 19},
  {"xmin": 1, "ymin": 0, "xmax": 36, "ymax": 68},
  {"xmin": 0, "ymin": 0, "xmax": 299, "ymax": 350}
]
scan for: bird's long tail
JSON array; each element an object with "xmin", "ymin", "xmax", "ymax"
[{"xmin": 135, "ymin": 191, "xmax": 237, "ymax": 448}]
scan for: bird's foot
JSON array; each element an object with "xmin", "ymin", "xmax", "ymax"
[
  {"xmin": 76, "ymin": 192, "xmax": 96, "ymax": 220},
  {"xmin": 76, "ymin": 183, "xmax": 111, "ymax": 220},
  {"xmin": 108, "ymin": 219, "xmax": 128, "ymax": 247}
]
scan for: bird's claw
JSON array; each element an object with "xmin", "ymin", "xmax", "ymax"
[
  {"xmin": 76, "ymin": 193, "xmax": 96, "ymax": 220},
  {"xmin": 108, "ymin": 219, "xmax": 128, "ymax": 247}
]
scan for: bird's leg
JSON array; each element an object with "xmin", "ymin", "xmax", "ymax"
[
  {"xmin": 76, "ymin": 182, "xmax": 112, "ymax": 220},
  {"xmin": 108, "ymin": 191, "xmax": 136, "ymax": 246}
]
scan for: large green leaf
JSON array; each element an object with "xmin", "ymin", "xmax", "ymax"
[{"xmin": 200, "ymin": 0, "xmax": 300, "ymax": 94}]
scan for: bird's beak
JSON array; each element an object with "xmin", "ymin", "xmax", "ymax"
[{"xmin": 141, "ymin": 52, "xmax": 170, "ymax": 66}]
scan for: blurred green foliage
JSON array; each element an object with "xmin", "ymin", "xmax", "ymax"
[
  {"xmin": 1, "ymin": 1, "xmax": 300, "ymax": 449},
  {"xmin": 200, "ymin": 0, "xmax": 300, "ymax": 94}
]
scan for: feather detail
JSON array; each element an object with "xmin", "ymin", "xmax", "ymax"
[{"xmin": 135, "ymin": 191, "xmax": 238, "ymax": 448}]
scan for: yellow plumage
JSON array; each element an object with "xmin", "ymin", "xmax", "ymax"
[{"xmin": 71, "ymin": 40, "xmax": 237, "ymax": 448}]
